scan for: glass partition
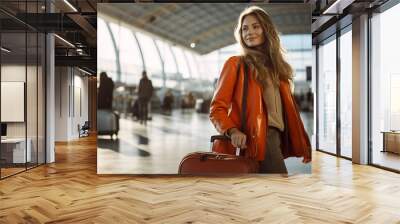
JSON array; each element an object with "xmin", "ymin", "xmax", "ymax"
[
  {"xmin": 339, "ymin": 28, "xmax": 352, "ymax": 158},
  {"xmin": 27, "ymin": 31, "xmax": 38, "ymax": 169},
  {"xmin": 371, "ymin": 3, "xmax": 400, "ymax": 171},
  {"xmin": 38, "ymin": 33, "xmax": 45, "ymax": 165},
  {"xmin": 0, "ymin": 1, "xmax": 46, "ymax": 179},
  {"xmin": 317, "ymin": 36, "xmax": 337, "ymax": 154},
  {"xmin": 1, "ymin": 31, "xmax": 28, "ymax": 177}
]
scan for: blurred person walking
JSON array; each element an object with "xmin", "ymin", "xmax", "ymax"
[
  {"xmin": 98, "ymin": 71, "xmax": 114, "ymax": 110},
  {"xmin": 138, "ymin": 71, "xmax": 153, "ymax": 125}
]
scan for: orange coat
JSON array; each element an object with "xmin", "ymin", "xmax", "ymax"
[{"xmin": 209, "ymin": 56, "xmax": 311, "ymax": 161}]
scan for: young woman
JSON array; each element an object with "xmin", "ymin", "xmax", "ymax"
[{"xmin": 209, "ymin": 6, "xmax": 311, "ymax": 174}]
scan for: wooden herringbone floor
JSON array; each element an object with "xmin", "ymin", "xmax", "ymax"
[{"xmin": 1, "ymin": 135, "xmax": 400, "ymax": 223}]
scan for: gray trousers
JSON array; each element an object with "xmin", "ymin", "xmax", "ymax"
[{"xmin": 259, "ymin": 127, "xmax": 288, "ymax": 174}]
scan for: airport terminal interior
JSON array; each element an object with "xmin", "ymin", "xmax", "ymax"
[
  {"xmin": 1, "ymin": 0, "xmax": 400, "ymax": 222},
  {"xmin": 96, "ymin": 3, "xmax": 313, "ymax": 174}
]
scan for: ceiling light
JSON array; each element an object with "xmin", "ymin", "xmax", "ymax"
[
  {"xmin": 1, "ymin": 47, "xmax": 11, "ymax": 53},
  {"xmin": 322, "ymin": 0, "xmax": 354, "ymax": 15},
  {"xmin": 78, "ymin": 68, "xmax": 92, "ymax": 76},
  {"xmin": 63, "ymin": 0, "xmax": 78, "ymax": 12},
  {"xmin": 76, "ymin": 49, "xmax": 85, "ymax": 55},
  {"xmin": 190, "ymin": 43, "xmax": 196, "ymax": 48},
  {"xmin": 54, "ymin": 34, "xmax": 75, "ymax": 48},
  {"xmin": 323, "ymin": 0, "xmax": 341, "ymax": 14}
]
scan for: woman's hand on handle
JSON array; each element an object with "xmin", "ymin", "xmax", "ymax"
[{"xmin": 228, "ymin": 128, "xmax": 247, "ymax": 149}]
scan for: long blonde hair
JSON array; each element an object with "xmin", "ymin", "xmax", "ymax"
[{"xmin": 234, "ymin": 6, "xmax": 293, "ymax": 87}]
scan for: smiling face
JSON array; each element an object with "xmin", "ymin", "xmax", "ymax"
[{"xmin": 241, "ymin": 14, "xmax": 265, "ymax": 48}]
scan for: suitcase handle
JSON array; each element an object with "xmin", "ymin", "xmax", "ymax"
[
  {"xmin": 210, "ymin": 135, "xmax": 229, "ymax": 142},
  {"xmin": 210, "ymin": 135, "xmax": 242, "ymax": 156}
]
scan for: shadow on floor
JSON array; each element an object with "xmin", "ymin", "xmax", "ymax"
[
  {"xmin": 136, "ymin": 134, "xmax": 149, "ymax": 145},
  {"xmin": 97, "ymin": 138, "xmax": 151, "ymax": 157}
]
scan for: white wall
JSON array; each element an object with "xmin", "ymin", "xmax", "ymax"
[
  {"xmin": 71, "ymin": 72, "xmax": 89, "ymax": 138},
  {"xmin": 55, "ymin": 67, "xmax": 69, "ymax": 141},
  {"xmin": 55, "ymin": 67, "xmax": 89, "ymax": 141}
]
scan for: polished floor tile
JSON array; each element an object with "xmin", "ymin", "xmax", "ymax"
[{"xmin": 97, "ymin": 110, "xmax": 312, "ymax": 174}]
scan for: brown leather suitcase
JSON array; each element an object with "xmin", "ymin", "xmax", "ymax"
[{"xmin": 178, "ymin": 151, "xmax": 259, "ymax": 174}]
